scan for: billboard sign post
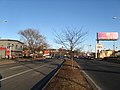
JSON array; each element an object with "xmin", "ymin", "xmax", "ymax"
[
  {"xmin": 96, "ymin": 32, "xmax": 118, "ymax": 58},
  {"xmin": 95, "ymin": 42, "xmax": 103, "ymax": 58}
]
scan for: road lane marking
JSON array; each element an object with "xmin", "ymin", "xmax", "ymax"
[
  {"xmin": 81, "ymin": 70, "xmax": 102, "ymax": 90},
  {"xmin": 0, "ymin": 64, "xmax": 48, "ymax": 82},
  {"xmin": 9, "ymin": 65, "xmax": 24, "ymax": 69},
  {"xmin": 77, "ymin": 63, "xmax": 102, "ymax": 90}
]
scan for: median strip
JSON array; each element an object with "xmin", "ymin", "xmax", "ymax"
[{"xmin": 43, "ymin": 59, "xmax": 93, "ymax": 90}]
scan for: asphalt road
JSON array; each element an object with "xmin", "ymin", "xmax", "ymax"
[
  {"xmin": 0, "ymin": 59, "xmax": 63, "ymax": 90},
  {"xmin": 76, "ymin": 59, "xmax": 120, "ymax": 90}
]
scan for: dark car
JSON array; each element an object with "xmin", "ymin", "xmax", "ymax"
[{"xmin": 0, "ymin": 74, "xmax": 2, "ymax": 87}]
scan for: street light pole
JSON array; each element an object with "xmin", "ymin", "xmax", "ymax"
[
  {"xmin": 112, "ymin": 16, "xmax": 120, "ymax": 20},
  {"xmin": 84, "ymin": 44, "xmax": 92, "ymax": 53},
  {"xmin": 0, "ymin": 20, "xmax": 7, "ymax": 23},
  {"xmin": 0, "ymin": 19, "xmax": 7, "ymax": 39},
  {"xmin": 113, "ymin": 17, "xmax": 120, "ymax": 19},
  {"xmin": 112, "ymin": 16, "xmax": 120, "ymax": 56}
]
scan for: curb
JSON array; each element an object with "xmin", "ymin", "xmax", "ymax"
[
  {"xmin": 42, "ymin": 59, "xmax": 65, "ymax": 90},
  {"xmin": 0, "ymin": 61, "xmax": 16, "ymax": 65},
  {"xmin": 31, "ymin": 60, "xmax": 65, "ymax": 90},
  {"xmin": 76, "ymin": 62, "xmax": 102, "ymax": 90}
]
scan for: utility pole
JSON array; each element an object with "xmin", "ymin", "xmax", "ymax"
[{"xmin": 112, "ymin": 16, "xmax": 120, "ymax": 56}]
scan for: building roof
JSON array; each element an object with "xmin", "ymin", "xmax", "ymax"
[{"xmin": 0, "ymin": 39, "xmax": 24, "ymax": 44}]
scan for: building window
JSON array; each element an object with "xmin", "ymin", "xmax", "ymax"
[
  {"xmin": 16, "ymin": 45, "xmax": 18, "ymax": 49},
  {"xmin": 20, "ymin": 45, "xmax": 23, "ymax": 48},
  {"xmin": 12, "ymin": 44, "xmax": 14, "ymax": 47},
  {"xmin": 8, "ymin": 43, "xmax": 10, "ymax": 46}
]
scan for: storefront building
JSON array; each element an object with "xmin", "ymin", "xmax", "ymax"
[{"xmin": 0, "ymin": 39, "xmax": 24, "ymax": 58}]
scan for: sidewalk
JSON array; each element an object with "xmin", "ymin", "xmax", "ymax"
[
  {"xmin": 0, "ymin": 57, "xmax": 44, "ymax": 65},
  {"xmin": 44, "ymin": 59, "xmax": 93, "ymax": 90},
  {"xmin": 0, "ymin": 59, "xmax": 16, "ymax": 65}
]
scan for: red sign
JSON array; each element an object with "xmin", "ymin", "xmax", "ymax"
[
  {"xmin": 6, "ymin": 49, "xmax": 10, "ymax": 56},
  {"xmin": 97, "ymin": 32, "xmax": 118, "ymax": 40},
  {"xmin": 44, "ymin": 50, "xmax": 50, "ymax": 55},
  {"xmin": 0, "ymin": 46, "xmax": 6, "ymax": 50}
]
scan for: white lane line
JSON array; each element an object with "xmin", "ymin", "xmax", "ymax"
[
  {"xmin": 0, "ymin": 64, "xmax": 48, "ymax": 82},
  {"xmin": 81, "ymin": 70, "xmax": 102, "ymax": 90},
  {"xmin": 76, "ymin": 62, "xmax": 102, "ymax": 90},
  {"xmin": 9, "ymin": 65, "xmax": 24, "ymax": 69}
]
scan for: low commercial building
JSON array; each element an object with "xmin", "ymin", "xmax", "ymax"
[
  {"xmin": 99, "ymin": 50, "xmax": 113, "ymax": 58},
  {"xmin": 0, "ymin": 39, "xmax": 24, "ymax": 58}
]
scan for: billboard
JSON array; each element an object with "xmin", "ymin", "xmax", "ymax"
[{"xmin": 97, "ymin": 32, "xmax": 118, "ymax": 40}]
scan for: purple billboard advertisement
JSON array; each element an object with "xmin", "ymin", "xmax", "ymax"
[{"xmin": 97, "ymin": 32, "xmax": 118, "ymax": 40}]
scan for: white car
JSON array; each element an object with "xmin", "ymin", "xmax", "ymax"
[{"xmin": 45, "ymin": 55, "xmax": 51, "ymax": 59}]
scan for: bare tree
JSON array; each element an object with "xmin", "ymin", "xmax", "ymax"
[
  {"xmin": 54, "ymin": 27, "xmax": 88, "ymax": 67},
  {"xmin": 18, "ymin": 28, "xmax": 48, "ymax": 52},
  {"xmin": 55, "ymin": 27, "xmax": 87, "ymax": 52}
]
